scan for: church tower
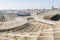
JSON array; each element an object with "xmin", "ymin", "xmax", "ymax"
[{"xmin": 52, "ymin": 5, "xmax": 54, "ymax": 10}]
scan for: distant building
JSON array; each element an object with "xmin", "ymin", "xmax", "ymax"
[
  {"xmin": 0, "ymin": 12, "xmax": 16, "ymax": 22},
  {"xmin": 52, "ymin": 5, "xmax": 58, "ymax": 11},
  {"xmin": 17, "ymin": 11, "xmax": 31, "ymax": 16}
]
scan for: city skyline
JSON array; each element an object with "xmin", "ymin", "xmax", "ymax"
[{"xmin": 0, "ymin": 0, "xmax": 60, "ymax": 9}]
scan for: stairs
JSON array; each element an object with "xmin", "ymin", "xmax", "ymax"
[
  {"xmin": 0, "ymin": 19, "xmax": 54, "ymax": 40},
  {"xmin": 53, "ymin": 24, "xmax": 60, "ymax": 40}
]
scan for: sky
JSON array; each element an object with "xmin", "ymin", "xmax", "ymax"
[{"xmin": 0, "ymin": 0, "xmax": 60, "ymax": 9}]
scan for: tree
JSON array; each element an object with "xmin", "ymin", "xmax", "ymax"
[{"xmin": 51, "ymin": 14, "xmax": 60, "ymax": 21}]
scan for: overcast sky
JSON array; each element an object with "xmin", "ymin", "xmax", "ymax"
[{"xmin": 0, "ymin": 0, "xmax": 60, "ymax": 9}]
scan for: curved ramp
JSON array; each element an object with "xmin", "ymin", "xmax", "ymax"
[{"xmin": 32, "ymin": 16, "xmax": 55, "ymax": 25}]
